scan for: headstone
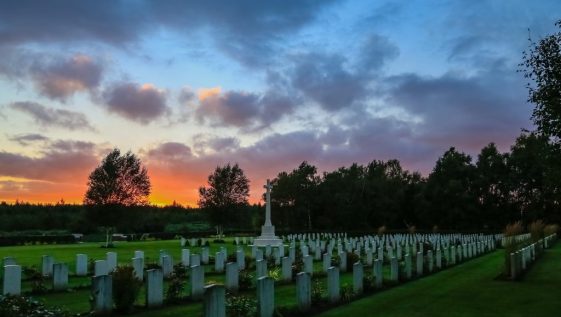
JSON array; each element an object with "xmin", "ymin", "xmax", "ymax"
[
  {"xmin": 146, "ymin": 269, "xmax": 164, "ymax": 308},
  {"xmin": 215, "ymin": 252, "xmax": 225, "ymax": 273},
  {"xmin": 191, "ymin": 254, "xmax": 201, "ymax": 267},
  {"xmin": 296, "ymin": 272, "xmax": 311, "ymax": 311},
  {"xmin": 204, "ymin": 284, "xmax": 226, "ymax": 317},
  {"xmin": 53, "ymin": 263, "xmax": 68, "ymax": 291},
  {"xmin": 225, "ymin": 262, "xmax": 239, "ymax": 292},
  {"xmin": 327, "ymin": 266, "xmax": 340, "ymax": 303},
  {"xmin": 132, "ymin": 257, "xmax": 144, "ymax": 281},
  {"xmin": 256, "ymin": 259, "xmax": 267, "ymax": 279},
  {"xmin": 76, "ymin": 254, "xmax": 88, "ymax": 276},
  {"xmin": 106, "ymin": 252, "xmax": 117, "ymax": 272},
  {"xmin": 2, "ymin": 265, "xmax": 21, "ymax": 295},
  {"xmin": 353, "ymin": 262, "xmax": 363, "ymax": 295},
  {"xmin": 390, "ymin": 257, "xmax": 399, "ymax": 282},
  {"xmin": 42, "ymin": 255, "xmax": 54, "ymax": 277},
  {"xmin": 427, "ymin": 250, "xmax": 434, "ymax": 272},
  {"xmin": 94, "ymin": 260, "xmax": 109, "ymax": 276},
  {"xmin": 289, "ymin": 247, "xmax": 296, "ymax": 264},
  {"xmin": 416, "ymin": 252, "xmax": 423, "ymax": 276},
  {"xmin": 322, "ymin": 253, "xmax": 331, "ymax": 272},
  {"xmin": 436, "ymin": 249, "xmax": 442, "ymax": 269},
  {"xmin": 181, "ymin": 249, "xmax": 190, "ymax": 267},
  {"xmin": 236, "ymin": 250, "xmax": 245, "ymax": 270},
  {"xmin": 281, "ymin": 257, "xmax": 292, "ymax": 282},
  {"xmin": 202, "ymin": 247, "xmax": 210, "ymax": 264},
  {"xmin": 366, "ymin": 251, "xmax": 373, "ymax": 266},
  {"xmin": 303, "ymin": 255, "xmax": 313, "ymax": 275},
  {"xmin": 404, "ymin": 253, "xmax": 412, "ymax": 279},
  {"xmin": 190, "ymin": 265, "xmax": 205, "ymax": 300},
  {"xmin": 257, "ymin": 276, "xmax": 275, "ymax": 317},
  {"xmin": 339, "ymin": 252, "xmax": 347, "ymax": 272},
  {"xmin": 91, "ymin": 275, "xmax": 112, "ymax": 314},
  {"xmin": 374, "ymin": 259, "xmax": 383, "ymax": 288},
  {"xmin": 161, "ymin": 255, "xmax": 173, "ymax": 278},
  {"xmin": 135, "ymin": 250, "xmax": 145, "ymax": 259}
]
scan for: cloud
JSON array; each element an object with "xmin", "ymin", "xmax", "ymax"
[
  {"xmin": 30, "ymin": 54, "xmax": 103, "ymax": 101},
  {"xmin": 195, "ymin": 89, "xmax": 298, "ymax": 130},
  {"xmin": 0, "ymin": 0, "xmax": 340, "ymax": 67},
  {"xmin": 102, "ymin": 82, "xmax": 168, "ymax": 124},
  {"xmin": 0, "ymin": 141, "xmax": 101, "ymax": 183},
  {"xmin": 9, "ymin": 101, "xmax": 96, "ymax": 131},
  {"xmin": 8, "ymin": 133, "xmax": 49, "ymax": 146}
]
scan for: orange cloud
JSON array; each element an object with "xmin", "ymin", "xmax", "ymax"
[{"xmin": 198, "ymin": 87, "xmax": 221, "ymax": 101}]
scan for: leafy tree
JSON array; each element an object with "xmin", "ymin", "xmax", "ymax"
[
  {"xmin": 473, "ymin": 143, "xmax": 513, "ymax": 229},
  {"xmin": 423, "ymin": 147, "xmax": 477, "ymax": 229},
  {"xmin": 84, "ymin": 149, "xmax": 151, "ymax": 206},
  {"xmin": 270, "ymin": 161, "xmax": 320, "ymax": 230},
  {"xmin": 198, "ymin": 163, "xmax": 250, "ymax": 234},
  {"xmin": 521, "ymin": 20, "xmax": 561, "ymax": 141}
]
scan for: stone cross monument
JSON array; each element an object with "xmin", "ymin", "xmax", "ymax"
[{"xmin": 253, "ymin": 179, "xmax": 282, "ymax": 246}]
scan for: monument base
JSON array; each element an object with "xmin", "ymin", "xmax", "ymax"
[{"xmin": 253, "ymin": 225, "xmax": 283, "ymax": 246}]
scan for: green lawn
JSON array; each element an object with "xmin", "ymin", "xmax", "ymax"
[
  {"xmin": 318, "ymin": 243, "xmax": 561, "ymax": 317},
  {"xmin": 2, "ymin": 240, "xmax": 559, "ymax": 317}
]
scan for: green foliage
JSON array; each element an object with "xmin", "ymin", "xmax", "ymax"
[
  {"xmin": 0, "ymin": 295, "xmax": 71, "ymax": 317},
  {"xmin": 84, "ymin": 149, "xmax": 151, "ymax": 206},
  {"xmin": 363, "ymin": 274, "xmax": 376, "ymax": 293},
  {"xmin": 165, "ymin": 277, "xmax": 185, "ymax": 304},
  {"xmin": 521, "ymin": 20, "xmax": 561, "ymax": 141},
  {"xmin": 112, "ymin": 265, "xmax": 142, "ymax": 314},
  {"xmin": 198, "ymin": 163, "xmax": 250, "ymax": 229},
  {"xmin": 340, "ymin": 283, "xmax": 355, "ymax": 303},
  {"xmin": 226, "ymin": 295, "xmax": 257, "ymax": 317},
  {"xmin": 346, "ymin": 252, "xmax": 360, "ymax": 270},
  {"xmin": 22, "ymin": 266, "xmax": 47, "ymax": 294},
  {"xmin": 311, "ymin": 279, "xmax": 326, "ymax": 305},
  {"xmin": 238, "ymin": 269, "xmax": 253, "ymax": 291}
]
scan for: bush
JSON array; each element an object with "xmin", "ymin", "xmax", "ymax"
[
  {"xmin": 0, "ymin": 295, "xmax": 71, "ymax": 317},
  {"xmin": 226, "ymin": 295, "xmax": 257, "ymax": 317},
  {"xmin": 166, "ymin": 277, "xmax": 185, "ymax": 304},
  {"xmin": 239, "ymin": 270, "xmax": 253, "ymax": 291},
  {"xmin": 346, "ymin": 252, "xmax": 360, "ymax": 269},
  {"xmin": 340, "ymin": 283, "xmax": 355, "ymax": 302},
  {"xmin": 172, "ymin": 263, "xmax": 188, "ymax": 279},
  {"xmin": 363, "ymin": 274, "xmax": 376, "ymax": 292},
  {"xmin": 311, "ymin": 279, "xmax": 325, "ymax": 305},
  {"xmin": 22, "ymin": 267, "xmax": 46, "ymax": 294},
  {"xmin": 529, "ymin": 220, "xmax": 545, "ymax": 242},
  {"xmin": 112, "ymin": 265, "xmax": 142, "ymax": 314}
]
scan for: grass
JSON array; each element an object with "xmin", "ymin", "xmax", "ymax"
[
  {"xmin": 2, "ymin": 239, "xmax": 560, "ymax": 316},
  {"xmin": 318, "ymin": 242, "xmax": 561, "ymax": 317}
]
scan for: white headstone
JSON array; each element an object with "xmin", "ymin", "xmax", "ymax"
[
  {"xmin": 146, "ymin": 269, "xmax": 164, "ymax": 308},
  {"xmin": 204, "ymin": 284, "xmax": 226, "ymax": 317},
  {"xmin": 76, "ymin": 254, "xmax": 88, "ymax": 276},
  {"xmin": 53, "ymin": 263, "xmax": 68, "ymax": 291},
  {"xmin": 2, "ymin": 265, "xmax": 21, "ymax": 295},
  {"xmin": 257, "ymin": 276, "xmax": 275, "ymax": 317}
]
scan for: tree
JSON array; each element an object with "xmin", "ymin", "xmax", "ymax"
[
  {"xmin": 84, "ymin": 149, "xmax": 151, "ymax": 206},
  {"xmin": 198, "ymin": 163, "xmax": 250, "ymax": 234},
  {"xmin": 521, "ymin": 20, "xmax": 561, "ymax": 141}
]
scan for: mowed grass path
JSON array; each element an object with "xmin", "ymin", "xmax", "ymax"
[{"xmin": 319, "ymin": 243, "xmax": 561, "ymax": 317}]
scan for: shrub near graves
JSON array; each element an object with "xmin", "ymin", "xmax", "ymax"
[
  {"xmin": 346, "ymin": 252, "xmax": 360, "ymax": 269},
  {"xmin": 0, "ymin": 295, "xmax": 72, "ymax": 317},
  {"xmin": 166, "ymin": 265, "xmax": 187, "ymax": 304},
  {"xmin": 22, "ymin": 267, "xmax": 46, "ymax": 294},
  {"xmin": 112, "ymin": 265, "xmax": 142, "ymax": 314},
  {"xmin": 238, "ymin": 269, "xmax": 253, "ymax": 291},
  {"xmin": 226, "ymin": 295, "xmax": 257, "ymax": 317},
  {"xmin": 340, "ymin": 283, "xmax": 355, "ymax": 303},
  {"xmin": 311, "ymin": 279, "xmax": 326, "ymax": 305},
  {"xmin": 363, "ymin": 274, "xmax": 376, "ymax": 293}
]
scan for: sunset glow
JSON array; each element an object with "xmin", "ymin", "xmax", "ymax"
[{"xmin": 1, "ymin": 1, "xmax": 560, "ymax": 206}]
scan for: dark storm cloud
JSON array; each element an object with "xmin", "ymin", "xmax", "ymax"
[
  {"xmin": 102, "ymin": 82, "xmax": 168, "ymax": 124},
  {"xmin": 9, "ymin": 101, "xmax": 96, "ymax": 131},
  {"xmin": 0, "ymin": 0, "xmax": 339, "ymax": 66}
]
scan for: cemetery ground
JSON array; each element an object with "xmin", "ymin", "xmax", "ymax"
[{"xmin": 1, "ymin": 237, "xmax": 559, "ymax": 317}]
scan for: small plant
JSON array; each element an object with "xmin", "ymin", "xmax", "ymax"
[
  {"xmin": 340, "ymin": 283, "xmax": 354, "ymax": 303},
  {"xmin": 226, "ymin": 295, "xmax": 257, "ymax": 317},
  {"xmin": 112, "ymin": 265, "xmax": 142, "ymax": 314},
  {"xmin": 239, "ymin": 269, "xmax": 253, "ymax": 291},
  {"xmin": 0, "ymin": 295, "xmax": 71, "ymax": 317},
  {"xmin": 166, "ymin": 274, "xmax": 185, "ymax": 304},
  {"xmin": 363, "ymin": 274, "xmax": 376, "ymax": 292},
  {"xmin": 311, "ymin": 279, "xmax": 325, "ymax": 305},
  {"xmin": 172, "ymin": 263, "xmax": 188, "ymax": 279},
  {"xmin": 268, "ymin": 267, "xmax": 281, "ymax": 281},
  {"xmin": 346, "ymin": 252, "xmax": 360, "ymax": 269},
  {"xmin": 22, "ymin": 266, "xmax": 46, "ymax": 294}
]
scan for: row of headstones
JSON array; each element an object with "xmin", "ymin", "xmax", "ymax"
[
  {"xmin": 509, "ymin": 233, "xmax": 557, "ymax": 279},
  {"xmin": 181, "ymin": 237, "xmax": 257, "ymax": 247},
  {"xmin": 502, "ymin": 233, "xmax": 532, "ymax": 247}
]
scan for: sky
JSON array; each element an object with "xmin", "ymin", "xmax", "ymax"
[{"xmin": 0, "ymin": 0, "xmax": 560, "ymax": 206}]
